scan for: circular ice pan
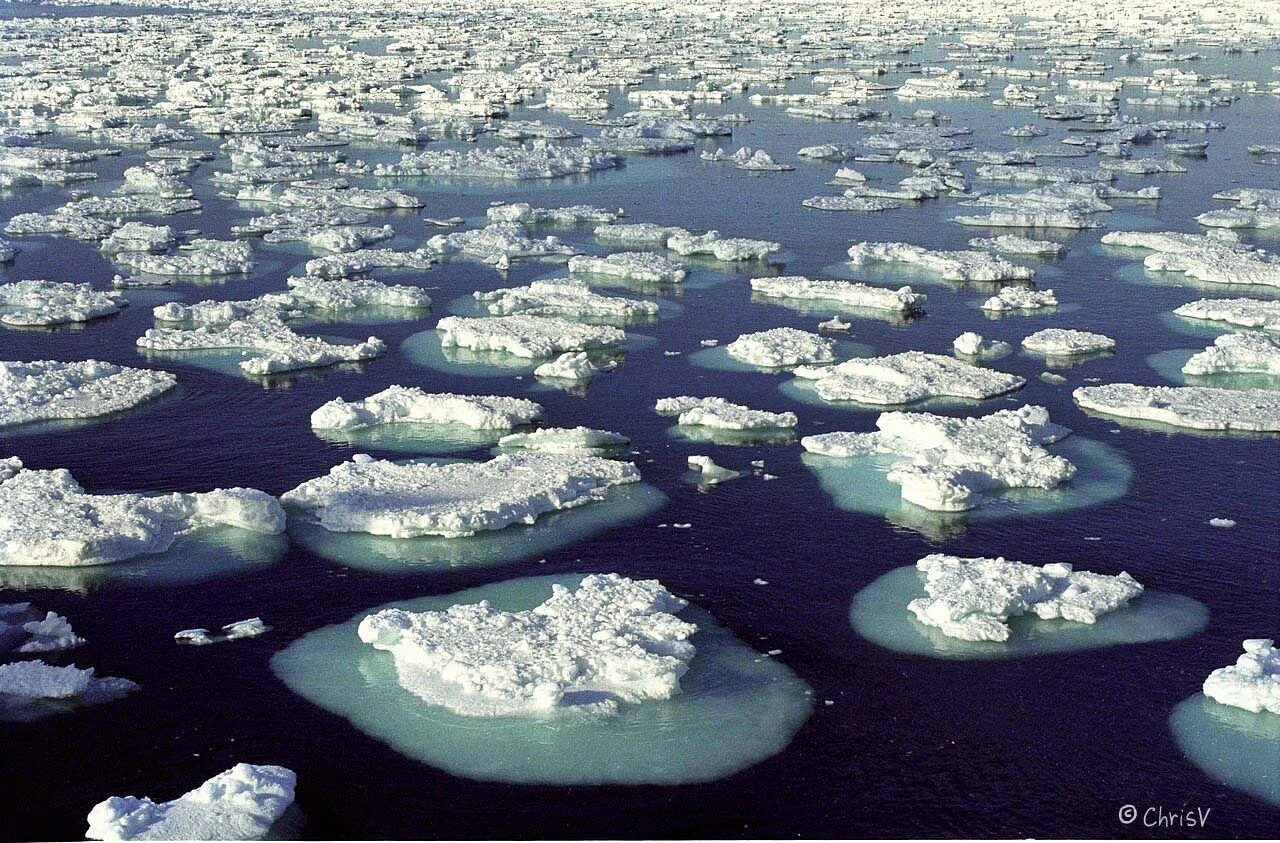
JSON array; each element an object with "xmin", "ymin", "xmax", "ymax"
[
  {"xmin": 849, "ymin": 566, "xmax": 1207, "ymax": 659},
  {"xmin": 688, "ymin": 339, "xmax": 874, "ymax": 375},
  {"xmin": 271, "ymin": 573, "xmax": 813, "ymax": 785}
]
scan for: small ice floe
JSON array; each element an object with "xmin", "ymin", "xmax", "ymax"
[
  {"xmin": 906, "ymin": 554, "xmax": 1143, "ymax": 642},
  {"xmin": 981, "ymin": 286, "xmax": 1058, "ymax": 312},
  {"xmin": 534, "ymin": 352, "xmax": 617, "ymax": 382},
  {"xmin": 487, "ymin": 203, "xmax": 621, "ymax": 226},
  {"xmin": 688, "ymin": 456, "xmax": 741, "ymax": 485},
  {"xmin": 666, "ymin": 229, "xmax": 781, "ymax": 262},
  {"xmin": 101, "ymin": 223, "xmax": 177, "ymax": 255},
  {"xmin": 699, "ymin": 339, "xmax": 718, "ymax": 347},
  {"xmin": 1174, "ymin": 298, "xmax": 1280, "ymax": 333},
  {"xmin": 0, "ymin": 458, "xmax": 284, "ymax": 567},
  {"xmin": 1202, "ymin": 639, "xmax": 1279, "ymax": 715},
  {"xmin": 282, "ymin": 453, "xmax": 639, "ymax": 538},
  {"xmin": 312, "ymin": 388, "xmax": 542, "ymax": 431},
  {"xmin": 797, "ymin": 143, "xmax": 856, "ymax": 161},
  {"xmin": 725, "ymin": 327, "xmax": 835, "ymax": 368},
  {"xmin": 819, "ymin": 316, "xmax": 851, "ymax": 332},
  {"xmin": 0, "ymin": 281, "xmax": 125, "ymax": 328},
  {"xmin": 114, "ymin": 238, "xmax": 254, "ymax": 279},
  {"xmin": 750, "ymin": 276, "xmax": 925, "ymax": 316},
  {"xmin": 1208, "ymin": 518, "xmax": 1236, "ymax": 528},
  {"xmin": 1073, "ymin": 384, "xmax": 1280, "ymax": 432},
  {"xmin": 436, "ymin": 315, "xmax": 625, "ymax": 358},
  {"xmin": 803, "ymin": 196, "xmax": 901, "ymax": 213},
  {"xmin": 1022, "ymin": 328, "xmax": 1116, "ymax": 357},
  {"xmin": 0, "ymin": 360, "xmax": 176, "ymax": 430},
  {"xmin": 0, "ymin": 604, "xmax": 83, "ymax": 653},
  {"xmin": 477, "ymin": 279, "xmax": 657, "ymax": 320},
  {"xmin": 86, "ymin": 763, "xmax": 297, "ymax": 841},
  {"xmin": 967, "ymin": 235, "xmax": 1066, "ymax": 257},
  {"xmin": 304, "ymin": 247, "xmax": 435, "ymax": 279},
  {"xmin": 374, "ymin": 146, "xmax": 621, "ymax": 180},
  {"xmin": 174, "ymin": 618, "xmax": 269, "ymax": 646},
  {"xmin": 424, "ymin": 217, "xmax": 466, "ymax": 228},
  {"xmin": 427, "ymin": 223, "xmax": 576, "ymax": 269},
  {"xmin": 153, "ymin": 277, "xmax": 430, "ymax": 325},
  {"xmin": 498, "ymin": 427, "xmax": 629, "ymax": 455},
  {"xmin": 567, "ymin": 252, "xmax": 687, "ymax": 284},
  {"xmin": 0, "ymin": 660, "xmax": 137, "ymax": 719},
  {"xmin": 953, "ymin": 332, "xmax": 1012, "ymax": 360},
  {"xmin": 1182, "ymin": 332, "xmax": 1280, "ymax": 376},
  {"xmin": 655, "ymin": 397, "xmax": 797, "ymax": 430},
  {"xmin": 793, "ymin": 351, "xmax": 1024, "ymax": 406},
  {"xmin": 1101, "ymin": 230, "xmax": 1280, "ymax": 288},
  {"xmin": 847, "ymin": 241, "xmax": 1034, "ymax": 282},
  {"xmin": 1041, "ymin": 372, "xmax": 1069, "ymax": 385},
  {"xmin": 802, "ymin": 405, "xmax": 1074, "ymax": 512}
]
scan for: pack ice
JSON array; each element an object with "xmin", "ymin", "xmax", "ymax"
[
  {"xmin": 475, "ymin": 279, "xmax": 658, "ymax": 320},
  {"xmin": 726, "ymin": 328, "xmax": 835, "ymax": 368},
  {"xmin": 847, "ymin": 242, "xmax": 1035, "ymax": 282},
  {"xmin": 0, "ymin": 281, "xmax": 125, "ymax": 328},
  {"xmin": 1101, "ymin": 230, "xmax": 1280, "ymax": 288}
]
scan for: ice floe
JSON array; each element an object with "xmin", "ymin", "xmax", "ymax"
[
  {"xmin": 847, "ymin": 242, "xmax": 1034, "ymax": 282},
  {"xmin": 655, "ymin": 397, "xmax": 797, "ymax": 430},
  {"xmin": 476, "ymin": 279, "xmax": 657, "ymax": 320},
  {"xmin": 436, "ymin": 315, "xmax": 625, "ymax": 359},
  {"xmin": 725, "ymin": 328, "xmax": 835, "ymax": 369},
  {"xmin": 1022, "ymin": 328, "xmax": 1116, "ymax": 357},
  {"xmin": 1182, "ymin": 332, "xmax": 1280, "ymax": 376},
  {"xmin": 980, "ymin": 287, "xmax": 1058, "ymax": 312},
  {"xmin": 0, "ymin": 281, "xmax": 125, "ymax": 328},
  {"xmin": 1202, "ymin": 639, "xmax": 1280, "ymax": 715},
  {"xmin": 0, "ymin": 660, "xmax": 137, "ymax": 720},
  {"xmin": 1174, "ymin": 298, "xmax": 1280, "ymax": 333},
  {"xmin": 1073, "ymin": 384, "xmax": 1280, "ymax": 432},
  {"xmin": 792, "ymin": 351, "xmax": 1024, "ymax": 406},
  {"xmin": 749, "ymin": 276, "xmax": 925, "ymax": 316},
  {"xmin": 0, "ymin": 360, "xmax": 175, "ymax": 429}
]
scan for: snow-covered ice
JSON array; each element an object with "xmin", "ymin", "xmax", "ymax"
[
  {"xmin": 1073, "ymin": 384, "xmax": 1280, "ymax": 432},
  {"xmin": 311, "ymin": 388, "xmax": 543, "ymax": 431},
  {"xmin": 793, "ymin": 351, "xmax": 1024, "ymax": 406},
  {"xmin": 437, "ymin": 315, "xmax": 625, "ymax": 359},
  {"xmin": 1182, "ymin": 332, "xmax": 1280, "ymax": 376},
  {"xmin": 0, "ymin": 281, "xmax": 125, "ymax": 328},
  {"xmin": 655, "ymin": 397, "xmax": 797, "ymax": 430},
  {"xmin": 749, "ymin": 276, "xmax": 925, "ymax": 315},
  {"xmin": 725, "ymin": 328, "xmax": 835, "ymax": 368},
  {"xmin": 1201, "ymin": 639, "xmax": 1279, "ymax": 715},
  {"xmin": 0, "ymin": 360, "xmax": 176, "ymax": 429},
  {"xmin": 1022, "ymin": 329, "xmax": 1116, "ymax": 357}
]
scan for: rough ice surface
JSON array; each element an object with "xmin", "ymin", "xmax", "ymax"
[
  {"xmin": 0, "ymin": 459, "xmax": 285, "ymax": 567},
  {"xmin": 792, "ymin": 351, "xmax": 1024, "ymax": 406},
  {"xmin": 175, "ymin": 618, "xmax": 269, "ymax": 647},
  {"xmin": 1022, "ymin": 328, "xmax": 1116, "ymax": 357},
  {"xmin": 1073, "ymin": 384, "xmax": 1280, "ymax": 432},
  {"xmin": 427, "ymin": 223, "xmax": 575, "ymax": 269},
  {"xmin": 282, "ymin": 453, "xmax": 640, "ymax": 538},
  {"xmin": 0, "ymin": 603, "xmax": 84, "ymax": 653},
  {"xmin": 749, "ymin": 276, "xmax": 925, "ymax": 315},
  {"xmin": 801, "ymin": 405, "xmax": 1075, "ymax": 511},
  {"xmin": 847, "ymin": 242, "xmax": 1035, "ymax": 282},
  {"xmin": 138, "ymin": 314, "xmax": 386, "ymax": 376},
  {"xmin": 357, "ymin": 573, "xmax": 695, "ymax": 717},
  {"xmin": 155, "ymin": 278, "xmax": 430, "ymax": 324},
  {"xmin": 534, "ymin": 352, "xmax": 617, "ymax": 382},
  {"xmin": 953, "ymin": 332, "xmax": 1011, "ymax": 360},
  {"xmin": 568, "ymin": 252, "xmax": 687, "ymax": 284},
  {"xmin": 85, "ymin": 763, "xmax": 297, "ymax": 841},
  {"xmin": 114, "ymin": 239, "xmax": 254, "ymax": 279},
  {"xmin": 311, "ymin": 388, "xmax": 543, "ymax": 431},
  {"xmin": 374, "ymin": 146, "xmax": 621, "ymax": 180},
  {"xmin": 486, "ymin": 204, "xmax": 620, "ymax": 226},
  {"xmin": 0, "ymin": 281, "xmax": 125, "ymax": 328},
  {"xmin": 655, "ymin": 397, "xmax": 797, "ymax": 430},
  {"xmin": 1182, "ymin": 332, "xmax": 1280, "ymax": 376},
  {"xmin": 497, "ymin": 427, "xmax": 629, "ymax": 454},
  {"xmin": 725, "ymin": 328, "xmax": 835, "ymax": 368},
  {"xmin": 907, "ymin": 553, "xmax": 1143, "ymax": 642},
  {"xmin": 1101, "ymin": 230, "xmax": 1280, "ymax": 288},
  {"xmin": 436, "ymin": 315, "xmax": 625, "ymax": 359},
  {"xmin": 666, "ymin": 230, "xmax": 780, "ymax": 262},
  {"xmin": 0, "ymin": 360, "xmax": 176, "ymax": 429},
  {"xmin": 305, "ymin": 247, "xmax": 435, "ymax": 279},
  {"xmin": 688, "ymin": 456, "xmax": 741, "ymax": 485},
  {"xmin": 981, "ymin": 287, "xmax": 1058, "ymax": 312},
  {"xmin": 1174, "ymin": 298, "xmax": 1280, "ymax": 333},
  {"xmin": 968, "ymin": 235, "xmax": 1066, "ymax": 257},
  {"xmin": 0, "ymin": 660, "xmax": 137, "ymax": 715},
  {"xmin": 1201, "ymin": 639, "xmax": 1279, "ymax": 715},
  {"xmin": 475, "ymin": 279, "xmax": 657, "ymax": 320}
]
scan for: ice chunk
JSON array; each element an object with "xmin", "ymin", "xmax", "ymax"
[
  {"xmin": 436, "ymin": 315, "xmax": 625, "ymax": 359},
  {"xmin": 953, "ymin": 332, "xmax": 1012, "ymax": 360},
  {"xmin": 725, "ymin": 328, "xmax": 835, "ymax": 368},
  {"xmin": 115, "ymin": 239, "xmax": 253, "ymax": 278},
  {"xmin": 175, "ymin": 618, "xmax": 269, "ymax": 647},
  {"xmin": 497, "ymin": 427, "xmax": 629, "ymax": 454},
  {"xmin": 85, "ymin": 763, "xmax": 296, "ymax": 841},
  {"xmin": 968, "ymin": 235, "xmax": 1066, "ymax": 257},
  {"xmin": 1, "ymin": 604, "xmax": 84, "ymax": 653},
  {"xmin": 1182, "ymin": 332, "xmax": 1280, "ymax": 376},
  {"xmin": 1102, "ymin": 230, "xmax": 1280, "ymax": 288},
  {"xmin": 981, "ymin": 287, "xmax": 1058, "ymax": 312},
  {"xmin": 687, "ymin": 456, "xmax": 740, "ymax": 485},
  {"xmin": 1022, "ymin": 329, "xmax": 1116, "ymax": 357},
  {"xmin": 655, "ymin": 397, "xmax": 797, "ymax": 430},
  {"xmin": 374, "ymin": 146, "xmax": 621, "ymax": 179},
  {"xmin": 305, "ymin": 247, "xmax": 435, "ymax": 279},
  {"xmin": 0, "ymin": 281, "xmax": 125, "ymax": 328},
  {"xmin": 1202, "ymin": 639, "xmax": 1279, "ymax": 715},
  {"xmin": 534, "ymin": 352, "xmax": 617, "ymax": 382},
  {"xmin": 428, "ymin": 223, "xmax": 575, "ymax": 269},
  {"xmin": 793, "ymin": 351, "xmax": 1024, "ymax": 406},
  {"xmin": 665, "ymin": 230, "xmax": 780, "ymax": 262},
  {"xmin": 312, "ymin": 388, "xmax": 543, "ymax": 431},
  {"xmin": 282, "ymin": 453, "xmax": 640, "ymax": 538},
  {"xmin": 847, "ymin": 242, "xmax": 1034, "ymax": 282},
  {"xmin": 1073, "ymin": 384, "xmax": 1280, "ymax": 431},
  {"xmin": 568, "ymin": 252, "xmax": 687, "ymax": 284},
  {"xmin": 749, "ymin": 276, "xmax": 925, "ymax": 315},
  {"xmin": 801, "ymin": 405, "xmax": 1075, "ymax": 511},
  {"xmin": 0, "ymin": 360, "xmax": 175, "ymax": 429},
  {"xmin": 1174, "ymin": 298, "xmax": 1280, "ymax": 333},
  {"xmin": 906, "ymin": 554, "xmax": 1143, "ymax": 642},
  {"xmin": 476, "ymin": 279, "xmax": 657, "ymax": 320},
  {"xmin": 1, "ymin": 660, "xmax": 135, "ymax": 704}
]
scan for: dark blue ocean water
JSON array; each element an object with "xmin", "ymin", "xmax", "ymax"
[{"xmin": 1, "ymin": 4, "xmax": 1278, "ymax": 839}]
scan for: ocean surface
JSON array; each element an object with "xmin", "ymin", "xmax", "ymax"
[{"xmin": 1, "ymin": 3, "xmax": 1278, "ymax": 839}]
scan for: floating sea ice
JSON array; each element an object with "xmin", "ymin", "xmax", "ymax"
[
  {"xmin": 725, "ymin": 327, "xmax": 835, "ymax": 368},
  {"xmin": 138, "ymin": 314, "xmax": 386, "ymax": 376},
  {"xmin": 953, "ymin": 332, "xmax": 1012, "ymax": 359},
  {"xmin": 802, "ymin": 196, "xmax": 901, "ymax": 213},
  {"xmin": 593, "ymin": 223, "xmax": 683, "ymax": 247},
  {"xmin": 304, "ymin": 247, "xmax": 435, "ymax": 279},
  {"xmin": 311, "ymin": 387, "xmax": 543, "ymax": 431},
  {"xmin": 967, "ymin": 235, "xmax": 1066, "ymax": 257},
  {"xmin": 486, "ymin": 203, "xmax": 621, "ymax": 226},
  {"xmin": 427, "ymin": 223, "xmax": 576, "ymax": 269},
  {"xmin": 665, "ymin": 230, "xmax": 780, "ymax": 262},
  {"xmin": 655, "ymin": 397, "xmax": 797, "ymax": 430},
  {"xmin": 980, "ymin": 286, "xmax": 1058, "ymax": 312},
  {"xmin": 847, "ymin": 242, "xmax": 1034, "ymax": 282},
  {"xmin": 0, "ymin": 240, "xmax": 16, "ymax": 263},
  {"xmin": 953, "ymin": 210, "xmax": 1099, "ymax": 229},
  {"xmin": 497, "ymin": 427, "xmax": 629, "ymax": 455},
  {"xmin": 175, "ymin": 618, "xmax": 269, "ymax": 646},
  {"xmin": 436, "ymin": 315, "xmax": 625, "ymax": 359},
  {"xmin": 0, "ymin": 360, "xmax": 176, "ymax": 429},
  {"xmin": 85, "ymin": 763, "xmax": 297, "ymax": 841},
  {"xmin": 1202, "ymin": 639, "xmax": 1279, "ymax": 715},
  {"xmin": 1101, "ymin": 230, "xmax": 1280, "ymax": 288},
  {"xmin": 1073, "ymin": 384, "xmax": 1280, "ymax": 432},
  {"xmin": 373, "ymin": 146, "xmax": 621, "ymax": 180},
  {"xmin": 907, "ymin": 553, "xmax": 1143, "ymax": 642},
  {"xmin": 819, "ymin": 316, "xmax": 851, "ymax": 332},
  {"xmin": 477, "ymin": 279, "xmax": 658, "ymax": 320},
  {"xmin": 731, "ymin": 148, "xmax": 793, "ymax": 171},
  {"xmin": 1208, "ymin": 518, "xmax": 1236, "ymax": 528},
  {"xmin": 801, "ymin": 404, "xmax": 1074, "ymax": 511},
  {"xmin": 1022, "ymin": 329, "xmax": 1116, "ymax": 357},
  {"xmin": 567, "ymin": 252, "xmax": 687, "ymax": 284},
  {"xmin": 114, "ymin": 238, "xmax": 254, "ymax": 278},
  {"xmin": 797, "ymin": 143, "xmax": 857, "ymax": 161},
  {"xmin": 0, "ymin": 604, "xmax": 83, "ymax": 653},
  {"xmin": 0, "ymin": 281, "xmax": 125, "ymax": 328},
  {"xmin": 0, "ymin": 459, "xmax": 284, "ymax": 567},
  {"xmin": 1174, "ymin": 298, "xmax": 1280, "ymax": 333},
  {"xmin": 100, "ymin": 223, "xmax": 177, "ymax": 255},
  {"xmin": 793, "ymin": 351, "xmax": 1024, "ymax": 406},
  {"xmin": 1182, "ymin": 332, "xmax": 1280, "ymax": 376},
  {"xmin": 0, "ymin": 660, "xmax": 137, "ymax": 716},
  {"xmin": 749, "ymin": 276, "xmax": 925, "ymax": 315},
  {"xmin": 688, "ymin": 456, "xmax": 741, "ymax": 485},
  {"xmin": 282, "ymin": 453, "xmax": 640, "ymax": 538},
  {"xmin": 534, "ymin": 352, "xmax": 617, "ymax": 382}
]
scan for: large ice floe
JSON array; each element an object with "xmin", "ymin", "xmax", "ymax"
[
  {"xmin": 0, "ymin": 281, "xmax": 126, "ymax": 328},
  {"xmin": 0, "ymin": 360, "xmax": 176, "ymax": 430},
  {"xmin": 847, "ymin": 242, "xmax": 1035, "ymax": 283},
  {"xmin": 272, "ymin": 573, "xmax": 811, "ymax": 784},
  {"xmin": 1101, "ymin": 230, "xmax": 1280, "ymax": 288},
  {"xmin": 473, "ymin": 279, "xmax": 658, "ymax": 322},
  {"xmin": 435, "ymin": 315, "xmax": 625, "ymax": 359},
  {"xmin": 85, "ymin": 763, "xmax": 297, "ymax": 841},
  {"xmin": 0, "ymin": 659, "xmax": 138, "ymax": 722},
  {"xmin": 1182, "ymin": 332, "xmax": 1280, "ymax": 377},
  {"xmin": 1073, "ymin": 384, "xmax": 1280, "ymax": 432},
  {"xmin": 1174, "ymin": 298, "xmax": 1280, "ymax": 333},
  {"xmin": 749, "ymin": 276, "xmax": 926, "ymax": 318},
  {"xmin": 790, "ymin": 351, "xmax": 1024, "ymax": 407},
  {"xmin": 725, "ymin": 328, "xmax": 835, "ymax": 369}
]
